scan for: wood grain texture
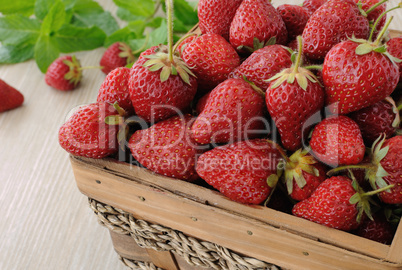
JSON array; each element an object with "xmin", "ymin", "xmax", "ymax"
[{"xmin": 0, "ymin": 1, "xmax": 401, "ymax": 270}]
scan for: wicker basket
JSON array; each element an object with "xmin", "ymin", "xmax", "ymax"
[
  {"xmin": 70, "ymin": 155, "xmax": 402, "ymax": 270},
  {"xmin": 70, "ymin": 28, "xmax": 402, "ymax": 270}
]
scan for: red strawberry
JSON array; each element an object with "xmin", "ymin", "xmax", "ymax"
[
  {"xmin": 97, "ymin": 67, "xmax": 134, "ymax": 116},
  {"xmin": 277, "ymin": 4, "xmax": 310, "ymax": 41},
  {"xmin": 266, "ymin": 37, "xmax": 325, "ymax": 151},
  {"xmin": 229, "ymin": 0, "xmax": 288, "ymax": 53},
  {"xmin": 349, "ymin": 98, "xmax": 400, "ymax": 145},
  {"xmin": 0, "ymin": 79, "xmax": 24, "ymax": 113},
  {"xmin": 128, "ymin": 114, "xmax": 206, "ymax": 182},
  {"xmin": 45, "ymin": 55, "xmax": 82, "ymax": 91},
  {"xmin": 128, "ymin": 2, "xmax": 197, "ymax": 123},
  {"xmin": 282, "ymin": 149, "xmax": 328, "ymax": 201},
  {"xmin": 181, "ymin": 33, "xmax": 240, "ymax": 93},
  {"xmin": 302, "ymin": 0, "xmax": 370, "ymax": 60},
  {"xmin": 387, "ymin": 36, "xmax": 402, "ymax": 81},
  {"xmin": 355, "ymin": 211, "xmax": 396, "ymax": 245},
  {"xmin": 197, "ymin": 0, "xmax": 243, "ymax": 41},
  {"xmin": 196, "ymin": 139, "xmax": 282, "ymax": 204},
  {"xmin": 309, "ymin": 115, "xmax": 365, "ymax": 167},
  {"xmin": 229, "ymin": 44, "xmax": 293, "ymax": 92},
  {"xmin": 58, "ymin": 102, "xmax": 118, "ymax": 159},
  {"xmin": 293, "ymin": 176, "xmax": 369, "ymax": 231},
  {"xmin": 302, "ymin": 0, "xmax": 328, "ymax": 14},
  {"xmin": 191, "ymin": 78, "xmax": 267, "ymax": 145},
  {"xmin": 100, "ymin": 42, "xmax": 135, "ymax": 75},
  {"xmin": 322, "ymin": 39, "xmax": 399, "ymax": 114},
  {"xmin": 129, "ymin": 45, "xmax": 197, "ymax": 123}
]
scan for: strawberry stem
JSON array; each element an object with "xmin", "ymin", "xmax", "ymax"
[
  {"xmin": 172, "ymin": 32, "xmax": 198, "ymax": 53},
  {"xmin": 265, "ymin": 139, "xmax": 292, "ymax": 164},
  {"xmin": 364, "ymin": 0, "xmax": 388, "ymax": 16},
  {"xmin": 166, "ymin": 0, "xmax": 174, "ymax": 63},
  {"xmin": 373, "ymin": 16, "xmax": 393, "ymax": 45},
  {"xmin": 327, "ymin": 164, "xmax": 374, "ymax": 176},
  {"xmin": 291, "ymin": 36, "xmax": 303, "ymax": 74}
]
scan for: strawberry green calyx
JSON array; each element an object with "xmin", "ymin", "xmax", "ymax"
[
  {"xmin": 284, "ymin": 148, "xmax": 320, "ymax": 195},
  {"xmin": 238, "ymin": 36, "xmax": 277, "ymax": 53},
  {"xmin": 105, "ymin": 102, "xmax": 131, "ymax": 150},
  {"xmin": 365, "ymin": 134, "xmax": 392, "ymax": 190},
  {"xmin": 62, "ymin": 55, "xmax": 82, "ymax": 87},
  {"xmin": 384, "ymin": 96, "xmax": 401, "ymax": 128},
  {"xmin": 267, "ymin": 36, "xmax": 318, "ymax": 90},
  {"xmin": 142, "ymin": 0, "xmax": 195, "ymax": 85},
  {"xmin": 348, "ymin": 170, "xmax": 394, "ymax": 222},
  {"xmin": 118, "ymin": 42, "xmax": 135, "ymax": 65}
]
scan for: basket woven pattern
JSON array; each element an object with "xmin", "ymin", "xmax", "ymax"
[{"xmin": 88, "ymin": 198, "xmax": 281, "ymax": 270}]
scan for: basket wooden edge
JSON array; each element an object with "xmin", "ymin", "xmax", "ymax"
[{"xmin": 70, "ymin": 155, "xmax": 402, "ymax": 269}]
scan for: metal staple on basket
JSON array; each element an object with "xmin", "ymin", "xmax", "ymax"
[{"xmin": 89, "ymin": 198, "xmax": 280, "ymax": 270}]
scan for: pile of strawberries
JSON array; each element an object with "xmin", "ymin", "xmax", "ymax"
[{"xmin": 59, "ymin": 0, "xmax": 402, "ymax": 245}]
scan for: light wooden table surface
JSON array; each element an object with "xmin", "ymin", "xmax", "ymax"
[{"xmin": 0, "ymin": 1, "xmax": 401, "ymax": 269}]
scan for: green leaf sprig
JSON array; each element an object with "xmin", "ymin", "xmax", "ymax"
[{"xmin": 0, "ymin": 0, "xmax": 198, "ymax": 73}]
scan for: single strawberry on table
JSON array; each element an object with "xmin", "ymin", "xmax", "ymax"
[
  {"xmin": 100, "ymin": 42, "xmax": 135, "ymax": 75},
  {"xmin": 197, "ymin": 0, "xmax": 243, "ymax": 41},
  {"xmin": 196, "ymin": 139, "xmax": 282, "ymax": 205},
  {"xmin": 129, "ymin": 114, "xmax": 206, "ymax": 182},
  {"xmin": 191, "ymin": 78, "xmax": 267, "ymax": 145},
  {"xmin": 45, "ymin": 55, "xmax": 82, "ymax": 91},
  {"xmin": 181, "ymin": 33, "xmax": 240, "ymax": 93},
  {"xmin": 128, "ymin": 0, "xmax": 197, "ymax": 123},
  {"xmin": 229, "ymin": 44, "xmax": 293, "ymax": 92},
  {"xmin": 266, "ymin": 36, "xmax": 325, "ymax": 151},
  {"xmin": 58, "ymin": 102, "xmax": 119, "ymax": 159},
  {"xmin": 0, "ymin": 79, "xmax": 24, "ymax": 113},
  {"xmin": 97, "ymin": 67, "xmax": 135, "ymax": 116},
  {"xmin": 309, "ymin": 115, "xmax": 366, "ymax": 167},
  {"xmin": 302, "ymin": 0, "xmax": 370, "ymax": 61},
  {"xmin": 229, "ymin": 0, "xmax": 288, "ymax": 53}
]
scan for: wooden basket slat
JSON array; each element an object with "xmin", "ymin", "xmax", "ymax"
[{"xmin": 71, "ymin": 156, "xmax": 402, "ymax": 270}]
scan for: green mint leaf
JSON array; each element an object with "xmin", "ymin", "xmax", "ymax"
[
  {"xmin": 70, "ymin": 0, "xmax": 104, "ymax": 12},
  {"xmin": 34, "ymin": 34, "xmax": 60, "ymax": 73},
  {"xmin": 41, "ymin": 0, "xmax": 67, "ymax": 35},
  {"xmin": 53, "ymin": 25, "xmax": 106, "ymax": 53},
  {"xmin": 72, "ymin": 11, "xmax": 119, "ymax": 36},
  {"xmin": 146, "ymin": 17, "xmax": 163, "ymax": 29},
  {"xmin": 104, "ymin": 20, "xmax": 145, "ymax": 47},
  {"xmin": 128, "ymin": 19, "xmax": 167, "ymax": 52},
  {"xmin": 169, "ymin": 0, "xmax": 198, "ymax": 26},
  {"xmin": 0, "ymin": 15, "xmax": 41, "ymax": 45},
  {"xmin": 0, "ymin": 0, "xmax": 35, "ymax": 16},
  {"xmin": 116, "ymin": 7, "xmax": 144, "ymax": 21},
  {"xmin": 34, "ymin": 0, "xmax": 57, "ymax": 20},
  {"xmin": 113, "ymin": 0, "xmax": 155, "ymax": 18},
  {"xmin": 0, "ymin": 43, "xmax": 35, "ymax": 64}
]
